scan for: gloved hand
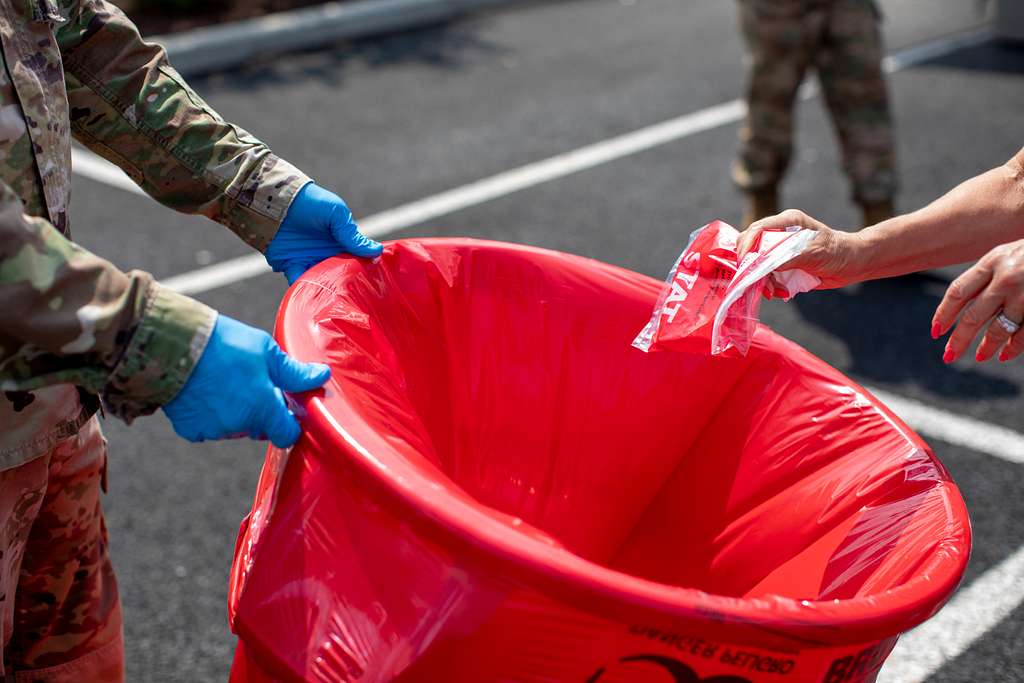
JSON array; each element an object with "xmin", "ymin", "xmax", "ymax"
[
  {"xmin": 163, "ymin": 314, "xmax": 330, "ymax": 448},
  {"xmin": 265, "ymin": 182, "xmax": 383, "ymax": 283}
]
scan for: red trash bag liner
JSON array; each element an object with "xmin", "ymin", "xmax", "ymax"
[{"xmin": 228, "ymin": 238, "xmax": 970, "ymax": 683}]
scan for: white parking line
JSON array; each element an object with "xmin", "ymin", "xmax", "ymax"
[
  {"xmin": 871, "ymin": 388, "xmax": 1024, "ymax": 465},
  {"xmin": 880, "ymin": 25, "xmax": 992, "ymax": 73},
  {"xmin": 159, "ymin": 250, "xmax": 272, "ymax": 294},
  {"xmin": 96, "ymin": 97, "xmax": 747, "ymax": 294},
  {"xmin": 73, "ymin": 26, "xmax": 991, "ymax": 297},
  {"xmin": 878, "ymin": 543, "xmax": 1024, "ymax": 682},
  {"xmin": 871, "ymin": 385, "xmax": 1024, "ymax": 681},
  {"xmin": 72, "ymin": 146, "xmax": 147, "ymax": 196}
]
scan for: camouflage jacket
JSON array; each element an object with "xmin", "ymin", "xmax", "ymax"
[{"xmin": 0, "ymin": 0, "xmax": 309, "ymax": 470}]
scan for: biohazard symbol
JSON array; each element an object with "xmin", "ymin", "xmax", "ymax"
[{"xmin": 586, "ymin": 654, "xmax": 753, "ymax": 683}]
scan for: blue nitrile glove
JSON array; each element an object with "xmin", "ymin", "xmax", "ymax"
[
  {"xmin": 163, "ymin": 315, "xmax": 330, "ymax": 448},
  {"xmin": 265, "ymin": 182, "xmax": 383, "ymax": 284}
]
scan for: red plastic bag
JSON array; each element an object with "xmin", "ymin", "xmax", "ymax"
[
  {"xmin": 633, "ymin": 220, "xmax": 819, "ymax": 356},
  {"xmin": 228, "ymin": 238, "xmax": 969, "ymax": 683}
]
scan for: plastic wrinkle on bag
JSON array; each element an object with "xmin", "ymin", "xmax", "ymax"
[
  {"xmin": 228, "ymin": 238, "xmax": 970, "ymax": 683},
  {"xmin": 633, "ymin": 220, "xmax": 820, "ymax": 356}
]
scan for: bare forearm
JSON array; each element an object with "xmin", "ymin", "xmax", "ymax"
[{"xmin": 854, "ymin": 149, "xmax": 1024, "ymax": 281}]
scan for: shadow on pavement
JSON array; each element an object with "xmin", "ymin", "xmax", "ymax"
[
  {"xmin": 793, "ymin": 273, "xmax": 1020, "ymax": 399},
  {"xmin": 915, "ymin": 37, "xmax": 1024, "ymax": 75},
  {"xmin": 192, "ymin": 20, "xmax": 511, "ymax": 91}
]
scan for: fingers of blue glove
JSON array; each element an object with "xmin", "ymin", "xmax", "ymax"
[
  {"xmin": 266, "ymin": 343, "xmax": 331, "ymax": 393},
  {"xmin": 349, "ymin": 230, "xmax": 384, "ymax": 258},
  {"xmin": 329, "ymin": 217, "xmax": 383, "ymax": 258},
  {"xmin": 262, "ymin": 387, "xmax": 302, "ymax": 448}
]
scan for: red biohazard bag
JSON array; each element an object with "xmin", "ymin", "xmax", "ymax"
[
  {"xmin": 633, "ymin": 220, "xmax": 819, "ymax": 356},
  {"xmin": 228, "ymin": 238, "xmax": 970, "ymax": 683}
]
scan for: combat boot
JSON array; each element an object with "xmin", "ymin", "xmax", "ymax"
[
  {"xmin": 742, "ymin": 187, "xmax": 778, "ymax": 228},
  {"xmin": 860, "ymin": 199, "xmax": 895, "ymax": 228}
]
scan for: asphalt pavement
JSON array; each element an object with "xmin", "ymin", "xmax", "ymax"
[{"xmin": 64, "ymin": 0, "xmax": 1024, "ymax": 680}]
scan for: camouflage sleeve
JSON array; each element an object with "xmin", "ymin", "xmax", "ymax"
[
  {"xmin": 54, "ymin": 0, "xmax": 310, "ymax": 252},
  {"xmin": 0, "ymin": 182, "xmax": 217, "ymax": 422}
]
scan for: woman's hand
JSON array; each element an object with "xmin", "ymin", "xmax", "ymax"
[
  {"xmin": 933, "ymin": 239, "xmax": 1024, "ymax": 363},
  {"xmin": 736, "ymin": 209, "xmax": 866, "ymax": 290}
]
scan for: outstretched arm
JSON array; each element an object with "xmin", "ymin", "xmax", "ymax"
[
  {"xmin": 856, "ymin": 147, "xmax": 1024, "ymax": 281},
  {"xmin": 737, "ymin": 147, "xmax": 1024, "ymax": 287},
  {"xmin": 0, "ymin": 178, "xmax": 215, "ymax": 420},
  {"xmin": 55, "ymin": 0, "xmax": 306, "ymax": 251},
  {"xmin": 1, "ymin": 178, "xmax": 329, "ymax": 446},
  {"xmin": 55, "ymin": 0, "xmax": 382, "ymax": 279},
  {"xmin": 736, "ymin": 148, "xmax": 1024, "ymax": 364}
]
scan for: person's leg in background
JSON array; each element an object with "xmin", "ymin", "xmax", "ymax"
[
  {"xmin": 815, "ymin": 0, "xmax": 897, "ymax": 227},
  {"xmin": 2, "ymin": 417, "xmax": 124, "ymax": 683},
  {"xmin": 733, "ymin": 0, "xmax": 821, "ymax": 227}
]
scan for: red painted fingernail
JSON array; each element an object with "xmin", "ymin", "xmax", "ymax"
[
  {"xmin": 943, "ymin": 348, "xmax": 955, "ymax": 364},
  {"xmin": 976, "ymin": 349, "xmax": 986, "ymax": 362},
  {"xmin": 931, "ymin": 322, "xmax": 941, "ymax": 339},
  {"xmin": 1000, "ymin": 351, "xmax": 1009, "ymax": 362}
]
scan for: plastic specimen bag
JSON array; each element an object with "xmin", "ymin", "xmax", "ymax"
[
  {"xmin": 633, "ymin": 220, "xmax": 819, "ymax": 356},
  {"xmin": 228, "ymin": 238, "xmax": 970, "ymax": 683}
]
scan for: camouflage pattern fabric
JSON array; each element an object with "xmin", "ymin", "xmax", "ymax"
[
  {"xmin": 732, "ymin": 0, "xmax": 897, "ymax": 204},
  {"xmin": 0, "ymin": 0, "xmax": 311, "ymax": 469},
  {"xmin": 0, "ymin": 416, "xmax": 124, "ymax": 682}
]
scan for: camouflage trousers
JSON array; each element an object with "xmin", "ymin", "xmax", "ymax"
[
  {"xmin": 0, "ymin": 417, "xmax": 123, "ymax": 682},
  {"xmin": 732, "ymin": 0, "xmax": 897, "ymax": 204}
]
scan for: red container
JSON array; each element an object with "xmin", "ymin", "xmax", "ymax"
[{"xmin": 228, "ymin": 239, "xmax": 970, "ymax": 683}]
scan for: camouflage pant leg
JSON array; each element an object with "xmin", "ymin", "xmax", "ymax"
[
  {"xmin": 814, "ymin": 0, "xmax": 897, "ymax": 203},
  {"xmin": 732, "ymin": 0, "xmax": 826, "ymax": 191},
  {"xmin": 1, "ymin": 417, "xmax": 124, "ymax": 683},
  {"xmin": 0, "ymin": 448, "xmax": 48, "ymax": 677}
]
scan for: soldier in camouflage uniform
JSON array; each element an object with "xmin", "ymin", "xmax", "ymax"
[
  {"xmin": 733, "ymin": 0, "xmax": 898, "ymax": 227},
  {"xmin": 0, "ymin": 1, "xmax": 380, "ymax": 680}
]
